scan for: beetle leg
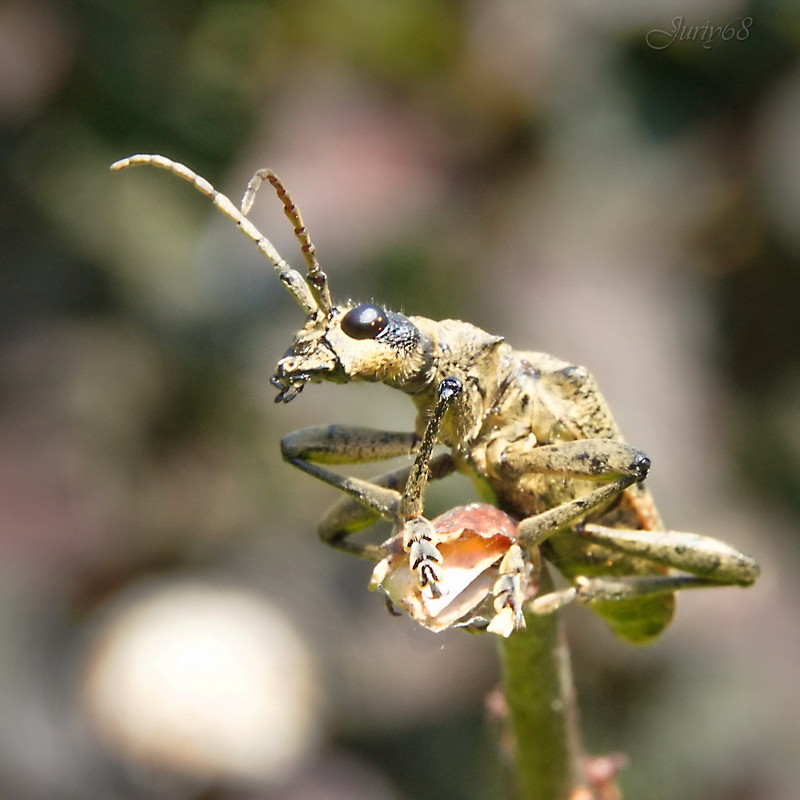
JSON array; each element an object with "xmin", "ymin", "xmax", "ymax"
[
  {"xmin": 527, "ymin": 586, "xmax": 579, "ymax": 615},
  {"xmin": 282, "ymin": 425, "xmax": 419, "ymax": 468},
  {"xmin": 528, "ymin": 574, "xmax": 748, "ymax": 618},
  {"xmin": 486, "ymin": 544, "xmax": 534, "ymax": 636},
  {"xmin": 525, "ymin": 576, "xmax": 687, "ymax": 617},
  {"xmin": 281, "ymin": 425, "xmax": 415, "ymax": 558},
  {"xmin": 317, "ymin": 453, "xmax": 456, "ymax": 560},
  {"xmin": 525, "ymin": 574, "xmax": 717, "ymax": 617},
  {"xmin": 394, "ymin": 377, "xmax": 463, "ymax": 594},
  {"xmin": 516, "ymin": 474, "xmax": 640, "ymax": 549},
  {"xmin": 497, "ymin": 438, "xmax": 651, "ymax": 483},
  {"xmin": 281, "ymin": 425, "xmax": 417, "ymax": 519},
  {"xmin": 526, "ymin": 526, "xmax": 759, "ymax": 616},
  {"xmin": 280, "ymin": 424, "xmax": 459, "ymax": 560},
  {"xmin": 281, "ymin": 376, "xmax": 462, "ymax": 577},
  {"xmin": 401, "ymin": 516, "xmax": 445, "ymax": 597},
  {"xmin": 574, "ymin": 574, "xmax": 741, "ymax": 602},
  {"xmin": 502, "ymin": 437, "xmax": 652, "ymax": 549},
  {"xmin": 577, "ymin": 523, "xmax": 759, "ymax": 586},
  {"xmin": 397, "ymin": 376, "xmax": 463, "ymax": 522}
]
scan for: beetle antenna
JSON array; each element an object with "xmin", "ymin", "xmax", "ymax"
[
  {"xmin": 110, "ymin": 154, "xmax": 321, "ymax": 317},
  {"xmin": 242, "ymin": 170, "xmax": 332, "ymax": 314}
]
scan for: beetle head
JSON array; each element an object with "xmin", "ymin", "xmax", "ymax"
[
  {"xmin": 108, "ymin": 157, "xmax": 435, "ymax": 403},
  {"xmin": 271, "ymin": 302, "xmax": 432, "ymax": 402}
]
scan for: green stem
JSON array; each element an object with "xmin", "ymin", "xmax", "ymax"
[{"xmin": 500, "ymin": 568, "xmax": 584, "ymax": 800}]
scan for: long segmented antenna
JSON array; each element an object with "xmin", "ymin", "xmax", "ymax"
[
  {"xmin": 109, "ymin": 154, "xmax": 325, "ymax": 317},
  {"xmin": 242, "ymin": 170, "xmax": 332, "ymax": 314}
]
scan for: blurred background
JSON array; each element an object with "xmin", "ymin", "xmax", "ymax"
[{"xmin": 2, "ymin": 0, "xmax": 799, "ymax": 798}]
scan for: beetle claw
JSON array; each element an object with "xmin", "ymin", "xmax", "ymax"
[{"xmin": 402, "ymin": 516, "xmax": 445, "ymax": 595}]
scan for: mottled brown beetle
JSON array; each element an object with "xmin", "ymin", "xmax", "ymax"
[{"xmin": 111, "ymin": 155, "xmax": 759, "ymax": 643}]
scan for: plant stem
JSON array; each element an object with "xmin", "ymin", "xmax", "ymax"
[{"xmin": 500, "ymin": 567, "xmax": 584, "ymax": 800}]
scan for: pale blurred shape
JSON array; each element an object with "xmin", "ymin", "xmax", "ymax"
[{"xmin": 81, "ymin": 579, "xmax": 319, "ymax": 784}]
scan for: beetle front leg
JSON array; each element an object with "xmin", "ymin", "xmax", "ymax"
[
  {"xmin": 281, "ymin": 425, "xmax": 417, "ymax": 519},
  {"xmin": 394, "ymin": 377, "xmax": 463, "ymax": 597},
  {"xmin": 317, "ymin": 453, "xmax": 456, "ymax": 560},
  {"xmin": 281, "ymin": 424, "xmax": 459, "ymax": 561},
  {"xmin": 281, "ymin": 425, "xmax": 415, "ymax": 558}
]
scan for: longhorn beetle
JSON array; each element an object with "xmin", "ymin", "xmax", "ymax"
[{"xmin": 111, "ymin": 155, "xmax": 759, "ymax": 643}]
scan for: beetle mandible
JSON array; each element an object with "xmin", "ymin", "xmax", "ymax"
[{"xmin": 111, "ymin": 155, "xmax": 759, "ymax": 642}]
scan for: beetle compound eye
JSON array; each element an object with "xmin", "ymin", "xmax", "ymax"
[{"xmin": 341, "ymin": 304, "xmax": 389, "ymax": 340}]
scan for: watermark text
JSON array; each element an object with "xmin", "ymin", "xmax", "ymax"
[{"xmin": 646, "ymin": 16, "xmax": 753, "ymax": 50}]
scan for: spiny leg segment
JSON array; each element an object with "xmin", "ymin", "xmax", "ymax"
[{"xmin": 110, "ymin": 154, "xmax": 324, "ymax": 316}]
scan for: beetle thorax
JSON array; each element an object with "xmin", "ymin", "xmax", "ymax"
[{"xmin": 408, "ymin": 317, "xmax": 509, "ymax": 448}]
